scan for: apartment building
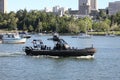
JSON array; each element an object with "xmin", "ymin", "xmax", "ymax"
[
  {"xmin": 108, "ymin": 1, "xmax": 120, "ymax": 15},
  {"xmin": 0, "ymin": 0, "xmax": 7, "ymax": 13},
  {"xmin": 78, "ymin": 0, "xmax": 97, "ymax": 15}
]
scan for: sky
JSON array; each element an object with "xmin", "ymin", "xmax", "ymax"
[{"xmin": 7, "ymin": 0, "xmax": 118, "ymax": 12}]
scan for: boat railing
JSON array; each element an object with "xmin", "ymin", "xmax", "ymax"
[{"xmin": 31, "ymin": 39, "xmax": 52, "ymax": 50}]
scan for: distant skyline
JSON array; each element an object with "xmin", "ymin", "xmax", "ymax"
[{"xmin": 7, "ymin": 0, "xmax": 118, "ymax": 12}]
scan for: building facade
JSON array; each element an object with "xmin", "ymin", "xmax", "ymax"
[
  {"xmin": 78, "ymin": 0, "xmax": 90, "ymax": 15},
  {"xmin": 78, "ymin": 0, "xmax": 97, "ymax": 15},
  {"xmin": 90, "ymin": 0, "xmax": 97, "ymax": 10},
  {"xmin": 0, "ymin": 0, "xmax": 7, "ymax": 13},
  {"xmin": 53, "ymin": 6, "xmax": 67, "ymax": 17},
  {"xmin": 108, "ymin": 1, "xmax": 120, "ymax": 15}
]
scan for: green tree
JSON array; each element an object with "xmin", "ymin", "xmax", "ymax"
[
  {"xmin": 92, "ymin": 22, "xmax": 100, "ymax": 31},
  {"xmin": 28, "ymin": 25, "xmax": 34, "ymax": 32},
  {"xmin": 36, "ymin": 21, "xmax": 43, "ymax": 32},
  {"xmin": 115, "ymin": 12, "xmax": 120, "ymax": 25},
  {"xmin": 7, "ymin": 13, "xmax": 18, "ymax": 30},
  {"xmin": 77, "ymin": 19, "xmax": 85, "ymax": 32},
  {"xmin": 68, "ymin": 22, "xmax": 79, "ymax": 33},
  {"xmin": 84, "ymin": 17, "xmax": 92, "ymax": 32},
  {"xmin": 110, "ymin": 23, "xmax": 119, "ymax": 31},
  {"xmin": 99, "ymin": 9, "xmax": 107, "ymax": 20},
  {"xmin": 23, "ymin": 23, "xmax": 27, "ymax": 31}
]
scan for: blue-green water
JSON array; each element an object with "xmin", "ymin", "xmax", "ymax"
[{"xmin": 0, "ymin": 35, "xmax": 120, "ymax": 80}]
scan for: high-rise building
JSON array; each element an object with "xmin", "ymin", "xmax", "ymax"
[
  {"xmin": 78, "ymin": 0, "xmax": 97, "ymax": 15},
  {"xmin": 0, "ymin": 0, "xmax": 7, "ymax": 13},
  {"xmin": 53, "ymin": 6, "xmax": 60, "ymax": 13},
  {"xmin": 53, "ymin": 6, "xmax": 67, "ymax": 17},
  {"xmin": 108, "ymin": 1, "xmax": 120, "ymax": 15},
  {"xmin": 78, "ymin": 0, "xmax": 90, "ymax": 15},
  {"xmin": 90, "ymin": 0, "xmax": 97, "ymax": 10}
]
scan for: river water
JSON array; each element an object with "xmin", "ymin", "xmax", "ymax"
[{"xmin": 0, "ymin": 35, "xmax": 120, "ymax": 80}]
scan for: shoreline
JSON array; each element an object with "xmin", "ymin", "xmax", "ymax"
[
  {"xmin": 1, "ymin": 29, "xmax": 120, "ymax": 36},
  {"xmin": 0, "ymin": 30, "xmax": 17, "ymax": 34}
]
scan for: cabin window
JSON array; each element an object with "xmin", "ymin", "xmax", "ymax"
[
  {"xmin": 8, "ymin": 35, "xmax": 10, "ymax": 38},
  {"xmin": 12, "ymin": 35, "xmax": 14, "ymax": 38}
]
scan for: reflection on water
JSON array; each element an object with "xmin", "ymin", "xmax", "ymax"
[{"xmin": 0, "ymin": 35, "xmax": 120, "ymax": 80}]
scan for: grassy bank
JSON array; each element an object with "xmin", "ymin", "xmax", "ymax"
[
  {"xmin": 88, "ymin": 31, "xmax": 120, "ymax": 36},
  {"xmin": 0, "ymin": 29, "xmax": 16, "ymax": 33},
  {"xmin": 0, "ymin": 29, "xmax": 23, "ymax": 34},
  {"xmin": 1, "ymin": 29, "xmax": 120, "ymax": 36}
]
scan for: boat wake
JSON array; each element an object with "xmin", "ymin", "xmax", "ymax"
[
  {"xmin": 76, "ymin": 55, "xmax": 94, "ymax": 59},
  {"xmin": 31, "ymin": 55, "xmax": 95, "ymax": 59},
  {"xmin": 32, "ymin": 55, "xmax": 60, "ymax": 59},
  {"xmin": 0, "ymin": 52, "xmax": 25, "ymax": 57}
]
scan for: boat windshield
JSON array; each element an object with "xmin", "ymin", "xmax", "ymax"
[{"xmin": 59, "ymin": 39, "xmax": 68, "ymax": 45}]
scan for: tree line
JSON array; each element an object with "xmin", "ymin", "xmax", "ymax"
[{"xmin": 0, "ymin": 9, "xmax": 120, "ymax": 33}]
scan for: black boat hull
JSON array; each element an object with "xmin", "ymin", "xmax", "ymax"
[{"xmin": 24, "ymin": 47, "xmax": 96, "ymax": 57}]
